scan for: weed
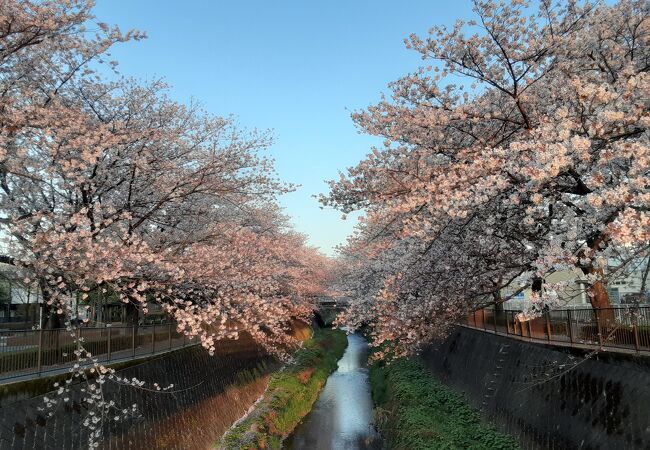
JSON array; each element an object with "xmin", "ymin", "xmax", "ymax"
[{"xmin": 370, "ymin": 358, "xmax": 520, "ymax": 450}]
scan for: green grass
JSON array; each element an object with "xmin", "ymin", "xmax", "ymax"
[
  {"xmin": 370, "ymin": 358, "xmax": 520, "ymax": 450},
  {"xmin": 219, "ymin": 328, "xmax": 347, "ymax": 450}
]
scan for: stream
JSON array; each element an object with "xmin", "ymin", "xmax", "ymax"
[{"xmin": 284, "ymin": 333, "xmax": 381, "ymax": 450}]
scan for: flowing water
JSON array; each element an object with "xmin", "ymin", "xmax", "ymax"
[{"xmin": 284, "ymin": 333, "xmax": 381, "ymax": 450}]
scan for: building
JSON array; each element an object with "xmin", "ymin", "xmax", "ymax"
[
  {"xmin": 0, "ymin": 263, "xmax": 42, "ymax": 326},
  {"xmin": 501, "ymin": 257, "xmax": 649, "ymax": 310}
]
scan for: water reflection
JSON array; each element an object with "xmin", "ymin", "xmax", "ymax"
[{"xmin": 285, "ymin": 333, "xmax": 380, "ymax": 450}]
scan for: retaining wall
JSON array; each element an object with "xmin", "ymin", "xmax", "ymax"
[
  {"xmin": 421, "ymin": 326, "xmax": 650, "ymax": 450},
  {"xmin": 0, "ymin": 340, "xmax": 279, "ymax": 450}
]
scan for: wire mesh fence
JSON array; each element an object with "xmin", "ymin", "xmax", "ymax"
[
  {"xmin": 0, "ymin": 323, "xmax": 192, "ymax": 382},
  {"xmin": 465, "ymin": 305, "xmax": 650, "ymax": 354}
]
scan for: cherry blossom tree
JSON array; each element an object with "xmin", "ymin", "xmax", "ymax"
[
  {"xmin": 0, "ymin": 0, "xmax": 330, "ymax": 352},
  {"xmin": 0, "ymin": 1, "xmax": 331, "ymax": 446},
  {"xmin": 324, "ymin": 0, "xmax": 649, "ymax": 357}
]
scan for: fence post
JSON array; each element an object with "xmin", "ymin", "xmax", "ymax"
[
  {"xmin": 473, "ymin": 311, "xmax": 477, "ymax": 327},
  {"xmin": 131, "ymin": 325, "xmax": 136, "ymax": 358},
  {"xmin": 545, "ymin": 311, "xmax": 552, "ymax": 341},
  {"xmin": 482, "ymin": 309, "xmax": 487, "ymax": 330},
  {"xmin": 633, "ymin": 322, "xmax": 640, "ymax": 353},
  {"xmin": 505, "ymin": 312, "xmax": 510, "ymax": 335},
  {"xmin": 37, "ymin": 328, "xmax": 43, "ymax": 375},
  {"xmin": 107, "ymin": 326, "xmax": 112, "ymax": 362},
  {"xmin": 151, "ymin": 324, "xmax": 156, "ymax": 354},
  {"xmin": 594, "ymin": 308, "xmax": 604, "ymax": 349},
  {"xmin": 493, "ymin": 310, "xmax": 498, "ymax": 333},
  {"xmin": 514, "ymin": 316, "xmax": 519, "ymax": 335},
  {"xmin": 168, "ymin": 323, "xmax": 172, "ymax": 350},
  {"xmin": 567, "ymin": 309, "xmax": 574, "ymax": 343}
]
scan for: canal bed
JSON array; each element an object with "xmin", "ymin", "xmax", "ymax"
[{"xmin": 284, "ymin": 333, "xmax": 380, "ymax": 450}]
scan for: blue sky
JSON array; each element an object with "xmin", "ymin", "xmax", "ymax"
[{"xmin": 92, "ymin": 1, "xmax": 475, "ymax": 255}]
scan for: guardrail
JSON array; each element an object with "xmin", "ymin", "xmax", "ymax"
[
  {"xmin": 0, "ymin": 323, "xmax": 193, "ymax": 382},
  {"xmin": 465, "ymin": 306, "xmax": 650, "ymax": 355}
]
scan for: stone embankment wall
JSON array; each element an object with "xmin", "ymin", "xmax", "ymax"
[
  {"xmin": 0, "ymin": 324, "xmax": 315, "ymax": 450},
  {"xmin": 421, "ymin": 327, "xmax": 650, "ymax": 450}
]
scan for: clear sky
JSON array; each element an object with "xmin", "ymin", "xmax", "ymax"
[{"xmin": 92, "ymin": 0, "xmax": 476, "ymax": 255}]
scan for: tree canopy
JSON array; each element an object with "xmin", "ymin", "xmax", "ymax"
[
  {"xmin": 0, "ymin": 0, "xmax": 332, "ymax": 357},
  {"xmin": 323, "ymin": 0, "xmax": 649, "ymax": 357}
]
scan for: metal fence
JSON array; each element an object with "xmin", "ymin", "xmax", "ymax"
[
  {"xmin": 465, "ymin": 306, "xmax": 650, "ymax": 355},
  {"xmin": 0, "ymin": 323, "xmax": 194, "ymax": 382}
]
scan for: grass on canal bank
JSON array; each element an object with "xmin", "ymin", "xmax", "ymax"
[
  {"xmin": 370, "ymin": 358, "xmax": 520, "ymax": 450},
  {"xmin": 218, "ymin": 328, "xmax": 347, "ymax": 450}
]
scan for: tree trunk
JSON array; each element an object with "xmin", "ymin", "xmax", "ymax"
[
  {"xmin": 125, "ymin": 300, "xmax": 139, "ymax": 343},
  {"xmin": 39, "ymin": 291, "xmax": 62, "ymax": 330},
  {"xmin": 587, "ymin": 278, "xmax": 611, "ymax": 309},
  {"xmin": 38, "ymin": 285, "xmax": 62, "ymax": 353},
  {"xmin": 577, "ymin": 233, "xmax": 613, "ymax": 328},
  {"xmin": 640, "ymin": 256, "xmax": 650, "ymax": 295},
  {"xmin": 531, "ymin": 277, "xmax": 543, "ymax": 296},
  {"xmin": 587, "ymin": 273, "xmax": 615, "ymax": 327}
]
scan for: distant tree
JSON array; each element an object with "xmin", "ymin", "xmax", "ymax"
[
  {"xmin": 323, "ymin": 0, "xmax": 649, "ymax": 357},
  {"xmin": 0, "ymin": 279, "xmax": 9, "ymax": 304}
]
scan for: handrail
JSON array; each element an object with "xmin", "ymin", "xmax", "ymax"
[
  {"xmin": 0, "ymin": 323, "xmax": 193, "ymax": 382},
  {"xmin": 464, "ymin": 305, "xmax": 650, "ymax": 355}
]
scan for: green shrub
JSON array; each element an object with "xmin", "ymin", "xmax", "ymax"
[{"xmin": 371, "ymin": 358, "xmax": 520, "ymax": 450}]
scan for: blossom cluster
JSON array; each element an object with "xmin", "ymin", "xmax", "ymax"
[
  {"xmin": 0, "ymin": 1, "xmax": 334, "ymax": 446},
  {"xmin": 324, "ymin": 0, "xmax": 649, "ymax": 358}
]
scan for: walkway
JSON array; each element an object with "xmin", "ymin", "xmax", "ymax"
[
  {"xmin": 466, "ymin": 305, "xmax": 650, "ymax": 356},
  {"xmin": 0, "ymin": 324, "xmax": 195, "ymax": 384}
]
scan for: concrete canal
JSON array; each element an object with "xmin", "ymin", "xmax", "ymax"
[{"xmin": 285, "ymin": 333, "xmax": 380, "ymax": 450}]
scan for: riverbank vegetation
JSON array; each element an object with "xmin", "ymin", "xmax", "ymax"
[
  {"xmin": 219, "ymin": 328, "xmax": 347, "ymax": 450},
  {"xmin": 370, "ymin": 358, "xmax": 520, "ymax": 450}
]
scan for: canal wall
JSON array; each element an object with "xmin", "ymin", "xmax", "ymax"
[
  {"xmin": 421, "ymin": 326, "xmax": 650, "ymax": 450},
  {"xmin": 0, "ymin": 326, "xmax": 313, "ymax": 450}
]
